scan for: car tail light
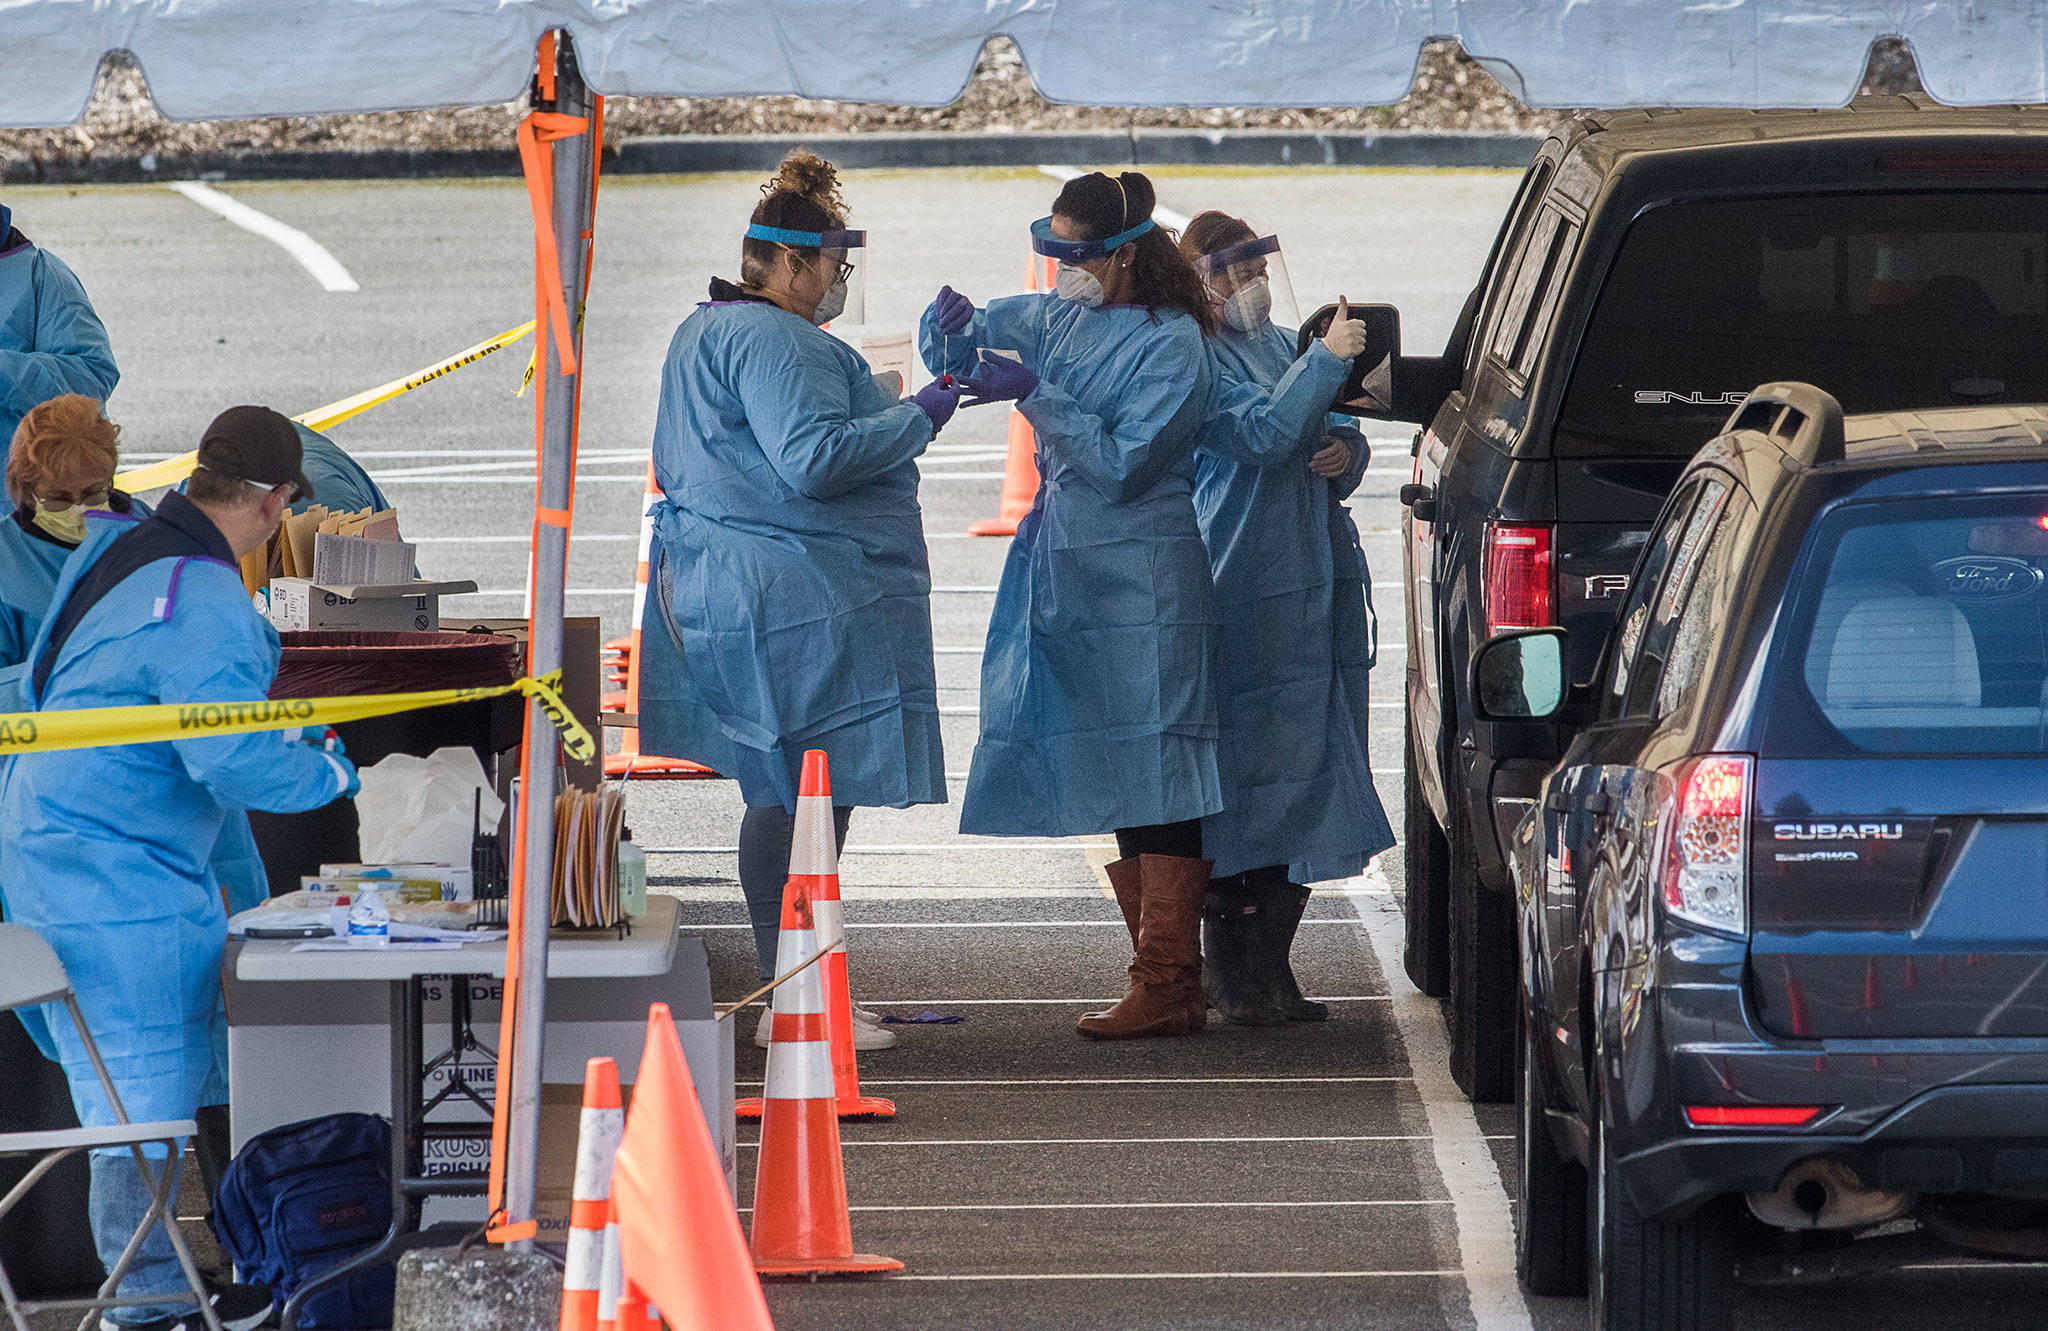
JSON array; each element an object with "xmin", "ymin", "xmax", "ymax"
[
  {"xmin": 1483, "ymin": 522, "xmax": 1552, "ymax": 636},
  {"xmin": 1660, "ymin": 753, "xmax": 1752, "ymax": 935},
  {"xmin": 1684, "ymin": 1105, "xmax": 1823, "ymax": 1128}
]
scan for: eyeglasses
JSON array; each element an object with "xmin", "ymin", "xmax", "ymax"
[{"xmin": 34, "ymin": 486, "xmax": 111, "ymax": 510}]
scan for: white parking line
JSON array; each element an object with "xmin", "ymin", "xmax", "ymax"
[
  {"xmin": 1347, "ymin": 864, "xmax": 1534, "ymax": 1331},
  {"xmin": 168, "ymin": 181, "xmax": 359, "ymax": 292}
]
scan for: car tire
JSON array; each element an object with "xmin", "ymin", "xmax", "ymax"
[
  {"xmin": 1446, "ymin": 801, "xmax": 1516, "ymax": 1103},
  {"xmin": 1588, "ymin": 1093, "xmax": 1735, "ymax": 1331},
  {"xmin": 1402, "ymin": 729, "xmax": 1451, "ymax": 997},
  {"xmin": 1515, "ymin": 998, "xmax": 1586, "ymax": 1296}
]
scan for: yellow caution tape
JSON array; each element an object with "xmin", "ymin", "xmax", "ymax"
[
  {"xmin": 114, "ymin": 320, "xmax": 539, "ymax": 494},
  {"xmin": 0, "ymin": 670, "xmax": 593, "ymax": 762}
]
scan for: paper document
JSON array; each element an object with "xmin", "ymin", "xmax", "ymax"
[{"xmin": 313, "ymin": 532, "xmax": 416, "ymax": 586}]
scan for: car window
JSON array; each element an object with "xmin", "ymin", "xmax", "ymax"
[
  {"xmin": 1604, "ymin": 481, "xmax": 1700, "ymax": 714},
  {"xmin": 1763, "ymin": 493, "xmax": 2048, "ymax": 755},
  {"xmin": 1472, "ymin": 162, "xmax": 1556, "ymax": 376},
  {"xmin": 1606, "ymin": 477, "xmax": 1730, "ymax": 719},
  {"xmin": 1514, "ymin": 215, "xmax": 1581, "ymax": 376},
  {"xmin": 1487, "ymin": 208, "xmax": 1562, "ymax": 366},
  {"xmin": 1656, "ymin": 494, "xmax": 1748, "ymax": 719},
  {"xmin": 1556, "ymin": 191, "xmax": 2048, "ymax": 456}
]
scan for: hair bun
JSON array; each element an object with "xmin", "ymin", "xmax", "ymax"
[
  {"xmin": 765, "ymin": 149, "xmax": 847, "ymax": 220},
  {"xmin": 1115, "ymin": 172, "xmax": 1157, "ymax": 224}
]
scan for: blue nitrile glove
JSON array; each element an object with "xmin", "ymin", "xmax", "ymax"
[
  {"xmin": 932, "ymin": 285, "xmax": 975, "ymax": 334},
  {"xmin": 302, "ymin": 726, "xmax": 345, "ymax": 755},
  {"xmin": 909, "ymin": 379, "xmax": 968, "ymax": 434},
  {"xmin": 962, "ymin": 351, "xmax": 1039, "ymax": 407},
  {"xmin": 336, "ymin": 755, "xmax": 361, "ymax": 800}
]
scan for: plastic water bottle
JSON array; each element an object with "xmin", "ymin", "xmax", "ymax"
[
  {"xmin": 618, "ymin": 832, "xmax": 648, "ymax": 920},
  {"xmin": 347, "ymin": 887, "xmax": 390, "ymax": 947}
]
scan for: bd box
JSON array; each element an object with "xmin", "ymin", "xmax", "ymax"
[{"xmin": 267, "ymin": 577, "xmax": 476, "ymax": 633}]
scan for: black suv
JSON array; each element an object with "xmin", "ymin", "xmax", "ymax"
[
  {"xmin": 1479, "ymin": 383, "xmax": 2048, "ymax": 1330},
  {"xmin": 1367, "ymin": 99, "xmax": 2048, "ymax": 1100}
]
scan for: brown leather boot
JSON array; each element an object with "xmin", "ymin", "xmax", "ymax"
[
  {"xmin": 1103, "ymin": 856, "xmax": 1141, "ymax": 947},
  {"xmin": 1078, "ymin": 854, "xmax": 1210, "ymax": 1040}
]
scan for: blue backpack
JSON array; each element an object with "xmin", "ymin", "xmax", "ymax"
[{"xmin": 213, "ymin": 1113, "xmax": 395, "ymax": 1328}]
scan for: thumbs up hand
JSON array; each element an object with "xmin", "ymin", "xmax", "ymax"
[{"xmin": 1320, "ymin": 296, "xmax": 1367, "ymax": 360}]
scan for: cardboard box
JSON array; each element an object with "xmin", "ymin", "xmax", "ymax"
[{"xmin": 268, "ymin": 577, "xmax": 477, "ymax": 633}]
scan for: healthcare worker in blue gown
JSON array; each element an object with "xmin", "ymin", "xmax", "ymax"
[
  {"xmin": 0, "ymin": 406, "xmax": 357, "ymax": 1331},
  {"xmin": 640, "ymin": 152, "xmax": 965, "ymax": 1052},
  {"xmin": 1179, "ymin": 212, "xmax": 1397, "ymax": 1027},
  {"xmin": 292, "ymin": 422, "xmax": 392, "ymax": 516},
  {"xmin": 921, "ymin": 170, "xmax": 1222, "ymax": 1042},
  {"xmin": 0, "ymin": 396, "xmax": 271, "ymax": 914},
  {"xmin": 0, "ymin": 202, "xmax": 119, "ymax": 467}
]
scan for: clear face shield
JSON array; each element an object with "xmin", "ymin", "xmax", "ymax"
[
  {"xmin": 745, "ymin": 223, "xmax": 868, "ymax": 334},
  {"xmin": 1192, "ymin": 234, "xmax": 1299, "ymax": 335}
]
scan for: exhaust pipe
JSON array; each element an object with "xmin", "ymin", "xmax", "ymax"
[{"xmin": 1747, "ymin": 1157, "xmax": 1913, "ymax": 1231}]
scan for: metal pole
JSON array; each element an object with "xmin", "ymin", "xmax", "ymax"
[{"xmin": 502, "ymin": 30, "xmax": 594, "ymax": 1247}]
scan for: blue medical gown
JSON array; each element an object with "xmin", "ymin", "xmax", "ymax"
[
  {"xmin": 0, "ymin": 529, "xmax": 351, "ymax": 1133},
  {"xmin": 0, "ymin": 234, "xmax": 118, "ymax": 465},
  {"xmin": 294, "ymin": 423, "xmax": 392, "ymax": 515},
  {"xmin": 1195, "ymin": 324, "xmax": 1395, "ymax": 882},
  {"xmin": 920, "ymin": 294, "xmax": 1221, "ymax": 837},
  {"xmin": 0, "ymin": 507, "xmax": 270, "ymax": 916},
  {"xmin": 641, "ymin": 301, "xmax": 946, "ymax": 812}
]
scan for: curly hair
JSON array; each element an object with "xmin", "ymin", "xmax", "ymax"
[
  {"xmin": 7, "ymin": 394, "xmax": 120, "ymax": 508},
  {"xmin": 1051, "ymin": 171, "xmax": 1218, "ymax": 337},
  {"xmin": 741, "ymin": 149, "xmax": 849, "ymax": 287}
]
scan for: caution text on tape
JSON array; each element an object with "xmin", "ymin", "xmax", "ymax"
[{"xmin": 0, "ymin": 670, "xmax": 593, "ymax": 761}]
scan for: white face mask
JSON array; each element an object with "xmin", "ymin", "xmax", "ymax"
[
  {"xmin": 1221, "ymin": 277, "xmax": 1273, "ymax": 333},
  {"xmin": 1055, "ymin": 262, "xmax": 1105, "ymax": 308},
  {"xmin": 810, "ymin": 277, "xmax": 847, "ymax": 326}
]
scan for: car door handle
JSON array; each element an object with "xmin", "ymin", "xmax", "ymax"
[
  {"xmin": 1583, "ymin": 791, "xmax": 1615, "ymax": 816},
  {"xmin": 1546, "ymin": 790, "xmax": 1573, "ymax": 813}
]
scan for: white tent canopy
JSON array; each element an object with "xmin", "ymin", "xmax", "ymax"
[{"xmin": 6, "ymin": 0, "xmax": 2048, "ymax": 129}]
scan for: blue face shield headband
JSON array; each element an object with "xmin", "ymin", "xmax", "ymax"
[
  {"xmin": 1030, "ymin": 214, "xmax": 1156, "ymax": 264},
  {"xmin": 744, "ymin": 223, "xmax": 866, "ymax": 250}
]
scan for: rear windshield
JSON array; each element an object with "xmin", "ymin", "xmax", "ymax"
[
  {"xmin": 1558, "ymin": 192, "xmax": 2048, "ymax": 456},
  {"xmin": 1763, "ymin": 495, "xmax": 2048, "ymax": 756}
]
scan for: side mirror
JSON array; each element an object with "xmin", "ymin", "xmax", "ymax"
[
  {"xmin": 1297, "ymin": 302, "xmax": 1401, "ymax": 415},
  {"xmin": 1471, "ymin": 628, "xmax": 1569, "ymax": 722}
]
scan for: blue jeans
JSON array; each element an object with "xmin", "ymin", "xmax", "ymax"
[{"xmin": 90, "ymin": 1146, "xmax": 199, "ymax": 1325}]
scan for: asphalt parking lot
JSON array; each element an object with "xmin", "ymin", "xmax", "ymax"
[{"xmin": 14, "ymin": 164, "xmax": 2048, "ymax": 1329}]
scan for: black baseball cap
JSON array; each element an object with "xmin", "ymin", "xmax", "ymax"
[{"xmin": 196, "ymin": 405, "xmax": 313, "ymax": 502}]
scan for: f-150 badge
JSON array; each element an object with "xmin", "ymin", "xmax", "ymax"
[{"xmin": 1582, "ymin": 574, "xmax": 1631, "ymax": 599}]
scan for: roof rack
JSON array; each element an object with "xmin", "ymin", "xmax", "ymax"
[{"xmin": 1720, "ymin": 382, "xmax": 1846, "ymax": 466}]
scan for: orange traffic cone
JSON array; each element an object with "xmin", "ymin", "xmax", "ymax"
[
  {"xmin": 612, "ymin": 1003, "xmax": 774, "ymax": 1331},
  {"xmin": 606, "ymin": 459, "xmax": 719, "ymax": 780},
  {"xmin": 594, "ymin": 1200, "xmax": 658, "ymax": 1331},
  {"xmin": 967, "ymin": 254, "xmax": 1053, "ymax": 537},
  {"xmin": 560, "ymin": 1058, "xmax": 625, "ymax": 1331},
  {"xmin": 737, "ymin": 750, "xmax": 894, "ymax": 1121},
  {"xmin": 748, "ymin": 860, "xmax": 903, "ymax": 1277}
]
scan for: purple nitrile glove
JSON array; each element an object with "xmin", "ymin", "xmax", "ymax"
[
  {"xmin": 933, "ymin": 285, "xmax": 975, "ymax": 334},
  {"xmin": 962, "ymin": 352, "xmax": 1038, "ymax": 407},
  {"xmin": 909, "ymin": 378, "xmax": 968, "ymax": 433}
]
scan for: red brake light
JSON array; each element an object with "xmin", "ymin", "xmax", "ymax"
[
  {"xmin": 1685, "ymin": 1105, "xmax": 1823, "ymax": 1128},
  {"xmin": 1661, "ymin": 754, "xmax": 1751, "ymax": 934},
  {"xmin": 1483, "ymin": 522, "xmax": 1552, "ymax": 636}
]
